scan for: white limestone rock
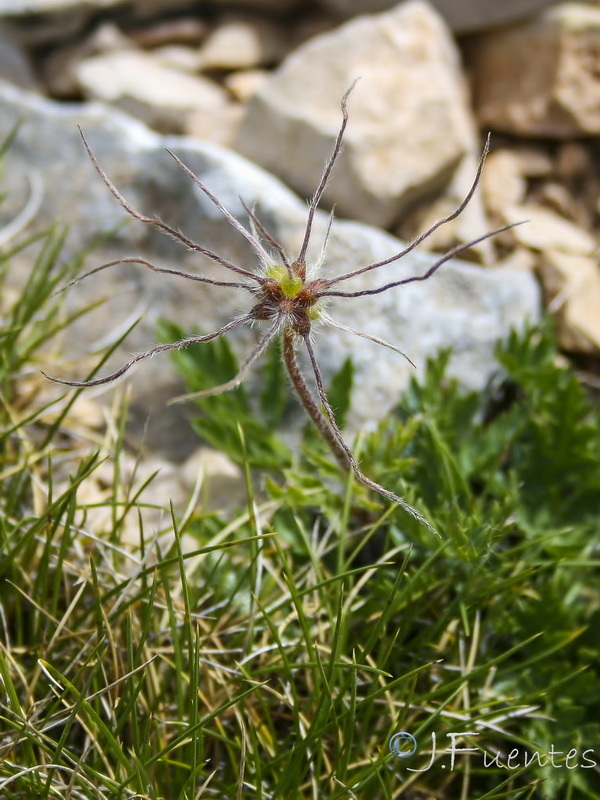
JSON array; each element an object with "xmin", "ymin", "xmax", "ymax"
[
  {"xmin": 0, "ymin": 80, "xmax": 540, "ymax": 444},
  {"xmin": 234, "ymin": 0, "xmax": 476, "ymax": 229}
]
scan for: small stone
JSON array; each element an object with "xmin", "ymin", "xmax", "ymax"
[
  {"xmin": 88, "ymin": 20, "xmax": 133, "ymax": 52},
  {"xmin": 472, "ymin": 3, "xmax": 600, "ymax": 137},
  {"xmin": 494, "ymin": 247, "xmax": 537, "ymax": 272},
  {"xmin": 43, "ymin": 21, "xmax": 136, "ymax": 98},
  {"xmin": 182, "ymin": 447, "xmax": 245, "ymax": 512},
  {"xmin": 83, "ymin": 454, "xmax": 197, "ymax": 553},
  {"xmin": 224, "ymin": 69, "xmax": 270, "ymax": 102},
  {"xmin": 512, "ymin": 146, "xmax": 553, "ymax": 178},
  {"xmin": 75, "ymin": 49, "xmax": 229, "ymax": 133},
  {"xmin": 81, "ymin": 447, "xmax": 245, "ymax": 548},
  {"xmin": 534, "ymin": 181, "xmax": 589, "ymax": 229},
  {"xmin": 197, "ymin": 15, "xmax": 287, "ymax": 71},
  {"xmin": 540, "ymin": 250, "xmax": 600, "ymax": 352},
  {"xmin": 502, "ymin": 204, "xmax": 597, "ymax": 255},
  {"xmin": 481, "ymin": 150, "xmax": 527, "ymax": 216},
  {"xmin": 555, "ymin": 140, "xmax": 593, "ymax": 179},
  {"xmin": 42, "ymin": 395, "xmax": 106, "ymax": 429},
  {"xmin": 152, "ymin": 44, "xmax": 202, "ymax": 74}
]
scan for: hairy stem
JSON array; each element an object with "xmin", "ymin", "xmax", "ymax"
[
  {"xmin": 43, "ymin": 315, "xmax": 251, "ymax": 388},
  {"xmin": 296, "ymin": 82, "xmax": 356, "ymax": 266},
  {"xmin": 282, "ymin": 328, "xmax": 349, "ymax": 471},
  {"xmin": 301, "ymin": 334, "xmax": 438, "ymax": 536},
  {"xmin": 170, "ymin": 316, "xmax": 282, "ymax": 404},
  {"xmin": 283, "ymin": 329, "xmax": 436, "ymax": 535},
  {"xmin": 319, "ymin": 223, "xmax": 523, "ymax": 299},
  {"xmin": 323, "ymin": 134, "xmax": 492, "ymax": 288},
  {"xmin": 55, "ymin": 257, "xmax": 252, "ymax": 297},
  {"xmin": 78, "ymin": 127, "xmax": 264, "ymax": 284}
]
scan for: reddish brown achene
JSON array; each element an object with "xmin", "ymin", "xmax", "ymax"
[{"xmin": 44, "ymin": 86, "xmax": 517, "ymax": 535}]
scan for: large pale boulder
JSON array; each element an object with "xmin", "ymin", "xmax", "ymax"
[
  {"xmin": 0, "ymin": 81, "xmax": 540, "ymax": 453},
  {"xmin": 234, "ymin": 0, "xmax": 476, "ymax": 229}
]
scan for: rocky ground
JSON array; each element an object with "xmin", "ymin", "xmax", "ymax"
[{"xmin": 0, "ymin": 0, "xmax": 598, "ymax": 516}]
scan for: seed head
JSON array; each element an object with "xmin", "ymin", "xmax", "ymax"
[{"xmin": 44, "ymin": 86, "xmax": 521, "ymax": 536}]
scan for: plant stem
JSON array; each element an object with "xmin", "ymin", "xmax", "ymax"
[
  {"xmin": 283, "ymin": 328, "xmax": 437, "ymax": 535},
  {"xmin": 282, "ymin": 328, "xmax": 349, "ymax": 471}
]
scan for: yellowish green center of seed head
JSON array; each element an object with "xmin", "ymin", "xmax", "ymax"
[{"xmin": 267, "ymin": 265, "xmax": 303, "ymax": 298}]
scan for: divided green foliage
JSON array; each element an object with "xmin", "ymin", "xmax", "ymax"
[
  {"xmin": 391, "ymin": 320, "xmax": 600, "ymax": 546},
  {"xmin": 495, "ymin": 325, "xmax": 599, "ymax": 531},
  {"xmin": 157, "ymin": 319, "xmax": 292, "ymax": 470}
]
